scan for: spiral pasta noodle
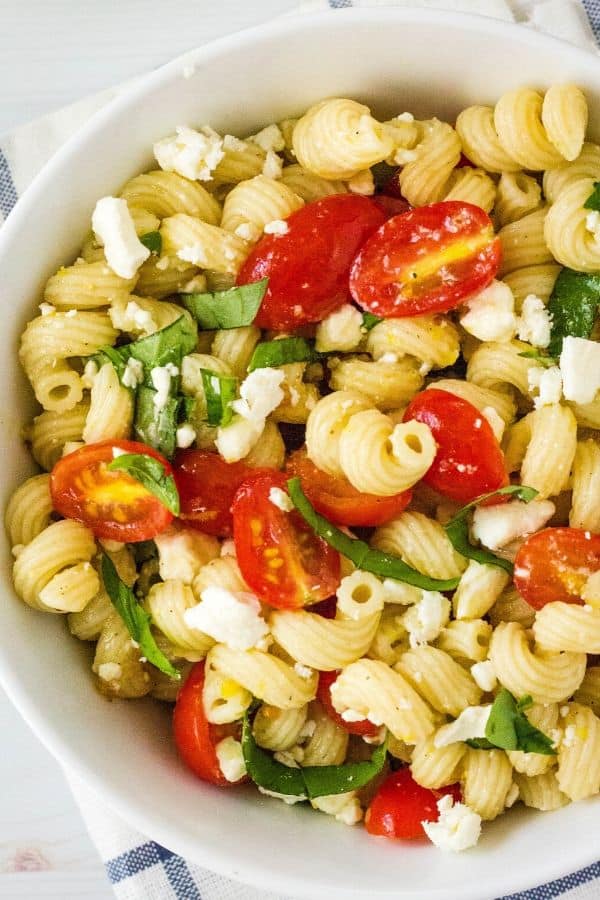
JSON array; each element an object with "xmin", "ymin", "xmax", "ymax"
[
  {"xmin": 221, "ymin": 175, "xmax": 303, "ymax": 237},
  {"xmin": 93, "ymin": 612, "xmax": 152, "ymax": 699},
  {"xmin": 399, "ymin": 120, "xmax": 461, "ymax": 207},
  {"xmin": 305, "ymin": 391, "xmax": 371, "ymax": 477},
  {"xmin": 507, "ymin": 703, "xmax": 558, "ymax": 777},
  {"xmin": 280, "ymin": 164, "xmax": 347, "ymax": 202},
  {"xmin": 252, "ymin": 704, "xmax": 308, "ymax": 751},
  {"xmin": 461, "ymin": 748, "xmax": 513, "ymax": 820},
  {"xmin": 495, "ymin": 172, "xmax": 542, "ymax": 227},
  {"xmin": 543, "ymin": 142, "xmax": 600, "ymax": 203},
  {"xmin": 328, "ymin": 356, "xmax": 423, "ymax": 410},
  {"xmin": 83, "ymin": 363, "xmax": 134, "ymax": 443},
  {"xmin": 570, "ymin": 439, "xmax": 600, "ymax": 531},
  {"xmin": 372, "ymin": 512, "xmax": 466, "ymax": 581},
  {"xmin": 515, "ymin": 771, "xmax": 569, "ymax": 811},
  {"xmin": 533, "ymin": 602, "xmax": 600, "ymax": 654},
  {"xmin": 544, "ymin": 177, "xmax": 600, "ymax": 272},
  {"xmin": 44, "ymin": 260, "xmax": 135, "ymax": 309},
  {"xmin": 206, "ymin": 645, "xmax": 317, "ymax": 709},
  {"xmin": 161, "ymin": 214, "xmax": 250, "ymax": 275},
  {"xmin": 520, "ymin": 404, "xmax": 577, "ymax": 499},
  {"xmin": 498, "ymin": 207, "xmax": 552, "ymax": 275},
  {"xmin": 410, "ymin": 736, "xmax": 466, "ymax": 790},
  {"xmin": 5, "ymin": 475, "xmax": 53, "ymax": 547},
  {"xmin": 367, "ymin": 316, "xmax": 460, "ymax": 371},
  {"xmin": 120, "ymin": 170, "xmax": 221, "ymax": 223},
  {"xmin": 26, "ymin": 402, "xmax": 89, "ymax": 471},
  {"xmin": 396, "ymin": 645, "xmax": 481, "ymax": 716},
  {"xmin": 557, "ymin": 703, "xmax": 600, "ymax": 801},
  {"xmin": 269, "ymin": 608, "xmax": 380, "ymax": 671}
]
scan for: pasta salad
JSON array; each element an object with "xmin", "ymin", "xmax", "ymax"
[{"xmin": 8, "ymin": 85, "xmax": 600, "ymax": 853}]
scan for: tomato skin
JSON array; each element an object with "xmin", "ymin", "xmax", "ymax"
[
  {"xmin": 237, "ymin": 194, "xmax": 386, "ymax": 332},
  {"xmin": 514, "ymin": 527, "xmax": 600, "ymax": 610},
  {"xmin": 173, "ymin": 450, "xmax": 273, "ymax": 538},
  {"xmin": 365, "ymin": 769, "xmax": 461, "ymax": 840},
  {"xmin": 286, "ymin": 448, "xmax": 412, "ymax": 527},
  {"xmin": 232, "ymin": 471, "xmax": 340, "ymax": 610},
  {"xmin": 317, "ymin": 671, "xmax": 380, "ymax": 737},
  {"xmin": 173, "ymin": 662, "xmax": 247, "ymax": 787},
  {"xmin": 50, "ymin": 439, "xmax": 173, "ymax": 542},
  {"xmin": 403, "ymin": 389, "xmax": 508, "ymax": 504},
  {"xmin": 349, "ymin": 201, "xmax": 501, "ymax": 318}
]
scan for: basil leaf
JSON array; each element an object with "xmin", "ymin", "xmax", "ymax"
[
  {"xmin": 547, "ymin": 268, "xmax": 600, "ymax": 357},
  {"xmin": 139, "ymin": 231, "xmax": 162, "ymax": 255},
  {"xmin": 248, "ymin": 337, "xmax": 320, "ymax": 373},
  {"xmin": 518, "ymin": 350, "xmax": 558, "ymax": 368},
  {"xmin": 107, "ymin": 452, "xmax": 180, "ymax": 515},
  {"xmin": 242, "ymin": 716, "xmax": 387, "ymax": 798},
  {"xmin": 484, "ymin": 689, "xmax": 555, "ymax": 755},
  {"xmin": 178, "ymin": 395, "xmax": 197, "ymax": 423},
  {"xmin": 444, "ymin": 484, "xmax": 539, "ymax": 574},
  {"xmin": 134, "ymin": 386, "xmax": 179, "ymax": 459},
  {"xmin": 182, "ymin": 279, "xmax": 268, "ymax": 330},
  {"xmin": 584, "ymin": 181, "xmax": 600, "ymax": 211},
  {"xmin": 200, "ymin": 369, "xmax": 238, "ymax": 427},
  {"xmin": 101, "ymin": 554, "xmax": 180, "ymax": 679},
  {"xmin": 287, "ymin": 477, "xmax": 460, "ymax": 591},
  {"xmin": 362, "ymin": 312, "xmax": 382, "ymax": 332},
  {"xmin": 128, "ymin": 315, "xmax": 198, "ymax": 372},
  {"xmin": 95, "ymin": 345, "xmax": 132, "ymax": 381},
  {"xmin": 465, "ymin": 738, "xmax": 495, "ymax": 750}
]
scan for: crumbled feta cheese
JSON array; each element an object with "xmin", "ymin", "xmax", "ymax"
[
  {"xmin": 124, "ymin": 300, "xmax": 156, "ymax": 333},
  {"xmin": 155, "ymin": 526, "xmax": 218, "ymax": 584},
  {"xmin": 184, "ymin": 585, "xmax": 268, "ymax": 650},
  {"xmin": 39, "ymin": 302, "xmax": 56, "ymax": 316},
  {"xmin": 92, "ymin": 197, "xmax": 150, "ymax": 278},
  {"xmin": 586, "ymin": 209, "xmax": 600, "ymax": 239},
  {"xmin": 263, "ymin": 219, "xmax": 289, "ymax": 235},
  {"xmin": 151, "ymin": 363, "xmax": 178, "ymax": 412},
  {"xmin": 422, "ymin": 795, "xmax": 482, "ymax": 852},
  {"xmin": 294, "ymin": 663, "xmax": 313, "ymax": 679},
  {"xmin": 177, "ymin": 244, "xmax": 209, "ymax": 267},
  {"xmin": 269, "ymin": 486, "xmax": 293, "ymax": 512},
  {"xmin": 560, "ymin": 705, "xmax": 570, "ymax": 718},
  {"xmin": 153, "ymin": 125, "xmax": 224, "ymax": 182},
  {"xmin": 527, "ymin": 365, "xmax": 562, "ymax": 409},
  {"xmin": 97, "ymin": 663, "xmax": 122, "ymax": 682},
  {"xmin": 505, "ymin": 783, "xmax": 519, "ymax": 808},
  {"xmin": 82, "ymin": 359, "xmax": 99, "ymax": 388},
  {"xmin": 434, "ymin": 705, "xmax": 492, "ymax": 748},
  {"xmin": 215, "ymin": 415, "xmax": 264, "ymax": 463},
  {"xmin": 402, "ymin": 591, "xmax": 450, "ymax": 648},
  {"xmin": 560, "ymin": 336, "xmax": 600, "ymax": 404},
  {"xmin": 121, "ymin": 357, "xmax": 144, "ymax": 389},
  {"xmin": 250, "ymin": 124, "xmax": 285, "ymax": 153},
  {"xmin": 582, "ymin": 570, "xmax": 600, "ymax": 609},
  {"xmin": 112, "ymin": 447, "xmax": 127, "ymax": 458},
  {"xmin": 481, "ymin": 406, "xmax": 505, "ymax": 442},
  {"xmin": 347, "ymin": 170, "xmax": 375, "ymax": 196},
  {"xmin": 471, "ymin": 499, "xmax": 555, "ymax": 550},
  {"xmin": 176, "ymin": 423, "xmax": 196, "ymax": 449},
  {"xmin": 395, "ymin": 112, "xmax": 415, "ymax": 123},
  {"xmin": 311, "ymin": 792, "xmax": 363, "ymax": 825},
  {"xmin": 517, "ymin": 294, "xmax": 552, "ymax": 348},
  {"xmin": 234, "ymin": 222, "xmax": 261, "ymax": 242},
  {"xmin": 315, "ymin": 304, "xmax": 364, "ymax": 353},
  {"xmin": 459, "ymin": 280, "xmax": 517, "ymax": 342},
  {"xmin": 274, "ymin": 749, "xmax": 303, "ymax": 768},
  {"xmin": 232, "ymin": 368, "xmax": 285, "ymax": 422},
  {"xmin": 215, "ymin": 737, "xmax": 247, "ymax": 782},
  {"xmin": 262, "ymin": 150, "xmax": 283, "ymax": 179},
  {"xmin": 470, "ymin": 660, "xmax": 497, "ymax": 692},
  {"xmin": 258, "ymin": 787, "xmax": 306, "ymax": 805},
  {"xmin": 380, "ymin": 352, "xmax": 399, "ymax": 364},
  {"xmin": 341, "ymin": 709, "xmax": 366, "ymax": 723},
  {"xmin": 562, "ymin": 724, "xmax": 577, "ymax": 748},
  {"xmin": 223, "ymin": 134, "xmax": 249, "ymax": 153}
]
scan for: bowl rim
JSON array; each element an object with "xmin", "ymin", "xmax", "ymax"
[{"xmin": 2, "ymin": 7, "xmax": 600, "ymax": 898}]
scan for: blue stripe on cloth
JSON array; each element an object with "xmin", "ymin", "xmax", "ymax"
[
  {"xmin": 583, "ymin": 0, "xmax": 600, "ymax": 42},
  {"xmin": 0, "ymin": 148, "xmax": 18, "ymax": 218},
  {"xmin": 499, "ymin": 859, "xmax": 600, "ymax": 900},
  {"xmin": 106, "ymin": 840, "xmax": 201, "ymax": 899}
]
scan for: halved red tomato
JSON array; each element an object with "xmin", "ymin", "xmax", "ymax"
[
  {"xmin": 514, "ymin": 527, "xmax": 600, "ymax": 610},
  {"xmin": 286, "ymin": 448, "xmax": 412, "ymax": 527},
  {"xmin": 365, "ymin": 769, "xmax": 461, "ymax": 840},
  {"xmin": 403, "ymin": 389, "xmax": 508, "ymax": 504},
  {"xmin": 232, "ymin": 471, "xmax": 340, "ymax": 610},
  {"xmin": 173, "ymin": 662, "xmax": 247, "ymax": 787},
  {"xmin": 350, "ymin": 200, "xmax": 501, "ymax": 318},
  {"xmin": 317, "ymin": 671, "xmax": 380, "ymax": 737},
  {"xmin": 237, "ymin": 194, "xmax": 386, "ymax": 332},
  {"xmin": 50, "ymin": 439, "xmax": 173, "ymax": 541}
]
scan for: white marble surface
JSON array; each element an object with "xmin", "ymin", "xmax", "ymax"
[{"xmin": 0, "ymin": 2, "xmax": 297, "ymax": 897}]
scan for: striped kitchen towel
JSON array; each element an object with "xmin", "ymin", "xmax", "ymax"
[{"xmin": 2, "ymin": 1, "xmax": 600, "ymax": 898}]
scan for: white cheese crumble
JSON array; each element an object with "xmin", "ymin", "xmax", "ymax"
[
  {"xmin": 97, "ymin": 663, "xmax": 122, "ymax": 682},
  {"xmin": 153, "ymin": 125, "xmax": 224, "ymax": 182},
  {"xmin": 215, "ymin": 737, "xmax": 247, "ymax": 783},
  {"xmin": 470, "ymin": 660, "xmax": 497, "ymax": 693},
  {"xmin": 121, "ymin": 357, "xmax": 144, "ymax": 389},
  {"xmin": 124, "ymin": 300, "xmax": 156, "ymax": 333},
  {"xmin": 39, "ymin": 302, "xmax": 56, "ymax": 316},
  {"xmin": 176, "ymin": 423, "xmax": 197, "ymax": 449},
  {"xmin": 517, "ymin": 294, "xmax": 552, "ymax": 348},
  {"xmin": 112, "ymin": 447, "xmax": 127, "ymax": 458},
  {"xmin": 315, "ymin": 303, "xmax": 364, "ymax": 353},
  {"xmin": 223, "ymin": 134, "xmax": 249, "ymax": 153},
  {"xmin": 215, "ymin": 415, "xmax": 264, "ymax": 463},
  {"xmin": 586, "ymin": 209, "xmax": 600, "ymax": 239},
  {"xmin": 422, "ymin": 795, "xmax": 482, "ymax": 852},
  {"xmin": 481, "ymin": 406, "xmax": 505, "ymax": 442},
  {"xmin": 150, "ymin": 363, "xmax": 179, "ymax": 412},
  {"xmin": 395, "ymin": 112, "xmax": 414, "ymax": 123},
  {"xmin": 459, "ymin": 280, "xmax": 517, "ymax": 342},
  {"xmin": 434, "ymin": 705, "xmax": 492, "ymax": 748},
  {"xmin": 347, "ymin": 170, "xmax": 375, "ymax": 196},
  {"xmin": 527, "ymin": 365, "xmax": 563, "ymax": 409},
  {"xmin": 402, "ymin": 592, "xmax": 450, "ymax": 648},
  {"xmin": 294, "ymin": 663, "xmax": 313, "ymax": 679},
  {"xmin": 154, "ymin": 526, "xmax": 218, "ymax": 584},
  {"xmin": 91, "ymin": 197, "xmax": 150, "ymax": 278},
  {"xmin": 560, "ymin": 335, "xmax": 600, "ymax": 404},
  {"xmin": 250, "ymin": 124, "xmax": 285, "ymax": 153},
  {"xmin": 82, "ymin": 359, "xmax": 99, "ymax": 388},
  {"xmin": 235, "ymin": 222, "xmax": 261, "ymax": 242},
  {"xmin": 471, "ymin": 499, "xmax": 555, "ymax": 550},
  {"xmin": 311, "ymin": 792, "xmax": 363, "ymax": 825},
  {"xmin": 177, "ymin": 244, "xmax": 209, "ymax": 267},
  {"xmin": 562, "ymin": 724, "xmax": 577, "ymax": 748},
  {"xmin": 341, "ymin": 709, "xmax": 366, "ymax": 723},
  {"xmin": 379, "ymin": 352, "xmax": 399, "ymax": 364},
  {"xmin": 258, "ymin": 787, "xmax": 307, "ymax": 805},
  {"xmin": 269, "ymin": 487, "xmax": 293, "ymax": 512},
  {"xmin": 263, "ymin": 219, "xmax": 289, "ymax": 235},
  {"xmin": 184, "ymin": 585, "xmax": 269, "ymax": 650},
  {"xmin": 232, "ymin": 368, "xmax": 285, "ymax": 422},
  {"xmin": 262, "ymin": 150, "xmax": 283, "ymax": 179}
]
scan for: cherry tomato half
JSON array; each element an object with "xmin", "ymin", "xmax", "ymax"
[
  {"xmin": 403, "ymin": 389, "xmax": 508, "ymax": 504},
  {"xmin": 50, "ymin": 439, "xmax": 174, "ymax": 542},
  {"xmin": 514, "ymin": 527, "xmax": 600, "ymax": 610},
  {"xmin": 237, "ymin": 194, "xmax": 386, "ymax": 332},
  {"xmin": 350, "ymin": 200, "xmax": 501, "ymax": 318},
  {"xmin": 232, "ymin": 471, "xmax": 340, "ymax": 610},
  {"xmin": 365, "ymin": 769, "xmax": 461, "ymax": 840},
  {"xmin": 317, "ymin": 671, "xmax": 380, "ymax": 737},
  {"xmin": 173, "ymin": 450, "xmax": 273, "ymax": 538},
  {"xmin": 286, "ymin": 448, "xmax": 412, "ymax": 527},
  {"xmin": 173, "ymin": 662, "xmax": 247, "ymax": 787}
]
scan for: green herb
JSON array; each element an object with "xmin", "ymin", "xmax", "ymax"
[
  {"xmin": 444, "ymin": 484, "xmax": 539, "ymax": 574},
  {"xmin": 178, "ymin": 395, "xmax": 197, "ymax": 423},
  {"xmin": 584, "ymin": 181, "xmax": 600, "ymax": 211},
  {"xmin": 547, "ymin": 268, "xmax": 600, "ymax": 357},
  {"xmin": 361, "ymin": 312, "xmax": 382, "ymax": 332},
  {"xmin": 128, "ymin": 315, "xmax": 197, "ymax": 373},
  {"xmin": 139, "ymin": 231, "xmax": 162, "ymax": 255},
  {"xmin": 371, "ymin": 161, "xmax": 398, "ymax": 190},
  {"xmin": 518, "ymin": 349, "xmax": 558, "ymax": 367},
  {"xmin": 94, "ymin": 345, "xmax": 132, "ymax": 381},
  {"xmin": 134, "ymin": 386, "xmax": 179, "ymax": 459},
  {"xmin": 200, "ymin": 369, "xmax": 238, "ymax": 427},
  {"xmin": 107, "ymin": 452, "xmax": 180, "ymax": 515},
  {"xmin": 248, "ymin": 337, "xmax": 320, "ymax": 372},
  {"xmin": 287, "ymin": 477, "xmax": 460, "ymax": 591},
  {"xmin": 182, "ymin": 280, "xmax": 268, "ymax": 330},
  {"xmin": 467, "ymin": 690, "xmax": 555, "ymax": 755},
  {"xmin": 242, "ymin": 715, "xmax": 387, "ymax": 798},
  {"xmin": 101, "ymin": 554, "xmax": 179, "ymax": 679}
]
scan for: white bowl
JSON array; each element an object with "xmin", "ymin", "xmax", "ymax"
[{"xmin": 2, "ymin": 9, "xmax": 600, "ymax": 898}]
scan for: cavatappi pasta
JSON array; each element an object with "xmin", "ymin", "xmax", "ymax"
[{"xmin": 8, "ymin": 83, "xmax": 600, "ymax": 853}]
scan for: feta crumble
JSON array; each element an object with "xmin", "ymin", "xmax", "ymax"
[
  {"xmin": 402, "ymin": 592, "xmax": 450, "ymax": 648},
  {"xmin": 347, "ymin": 170, "xmax": 375, "ymax": 196},
  {"xmin": 586, "ymin": 209, "xmax": 600, "ymax": 239},
  {"xmin": 311, "ymin": 792, "xmax": 363, "ymax": 825},
  {"xmin": 232, "ymin": 368, "xmax": 285, "ymax": 422},
  {"xmin": 39, "ymin": 302, "xmax": 56, "ymax": 316},
  {"xmin": 121, "ymin": 357, "xmax": 144, "ymax": 389},
  {"xmin": 82, "ymin": 359, "xmax": 99, "ymax": 388},
  {"xmin": 481, "ymin": 406, "xmax": 505, "ymax": 442},
  {"xmin": 517, "ymin": 294, "xmax": 552, "ymax": 348},
  {"xmin": 262, "ymin": 150, "xmax": 283, "ymax": 179},
  {"xmin": 154, "ymin": 125, "xmax": 224, "ymax": 182},
  {"xmin": 124, "ymin": 300, "xmax": 155, "ymax": 333},
  {"xmin": 150, "ymin": 363, "xmax": 178, "ymax": 412},
  {"xmin": 459, "ymin": 280, "xmax": 517, "ymax": 342},
  {"xmin": 235, "ymin": 222, "xmax": 261, "ymax": 242},
  {"xmin": 527, "ymin": 365, "xmax": 563, "ymax": 409},
  {"xmin": 263, "ymin": 219, "xmax": 289, "ymax": 235},
  {"xmin": 294, "ymin": 663, "xmax": 313, "ymax": 679},
  {"xmin": 258, "ymin": 787, "xmax": 306, "ymax": 805},
  {"xmin": 560, "ymin": 336, "xmax": 600, "ymax": 404},
  {"xmin": 471, "ymin": 499, "xmax": 555, "ymax": 550},
  {"xmin": 91, "ymin": 197, "xmax": 150, "ymax": 278},
  {"xmin": 434, "ymin": 705, "xmax": 492, "ymax": 748},
  {"xmin": 176, "ymin": 423, "xmax": 197, "ymax": 449},
  {"xmin": 184, "ymin": 585, "xmax": 269, "ymax": 650},
  {"xmin": 269, "ymin": 487, "xmax": 293, "ymax": 512},
  {"xmin": 422, "ymin": 795, "xmax": 482, "ymax": 852},
  {"xmin": 250, "ymin": 124, "xmax": 285, "ymax": 153},
  {"xmin": 215, "ymin": 737, "xmax": 247, "ymax": 783},
  {"xmin": 470, "ymin": 660, "xmax": 497, "ymax": 693},
  {"xmin": 97, "ymin": 663, "xmax": 122, "ymax": 682},
  {"xmin": 215, "ymin": 415, "xmax": 264, "ymax": 463},
  {"xmin": 154, "ymin": 526, "xmax": 218, "ymax": 584},
  {"xmin": 315, "ymin": 304, "xmax": 364, "ymax": 353}
]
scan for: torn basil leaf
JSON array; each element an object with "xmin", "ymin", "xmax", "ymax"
[
  {"xmin": 101, "ymin": 554, "xmax": 179, "ymax": 679},
  {"xmin": 468, "ymin": 690, "xmax": 555, "ymax": 755},
  {"xmin": 248, "ymin": 337, "xmax": 320, "ymax": 372},
  {"xmin": 361, "ymin": 312, "xmax": 382, "ymax": 332},
  {"xmin": 139, "ymin": 231, "xmax": 162, "ymax": 255},
  {"xmin": 134, "ymin": 386, "xmax": 179, "ymax": 459},
  {"xmin": 584, "ymin": 181, "xmax": 600, "ymax": 212},
  {"xmin": 107, "ymin": 452, "xmax": 180, "ymax": 515},
  {"xmin": 200, "ymin": 369, "xmax": 238, "ymax": 427},
  {"xmin": 128, "ymin": 315, "xmax": 197, "ymax": 372},
  {"xmin": 182, "ymin": 279, "xmax": 267, "ymax": 330},
  {"xmin": 444, "ymin": 484, "xmax": 538, "ymax": 574},
  {"xmin": 287, "ymin": 477, "xmax": 460, "ymax": 591},
  {"xmin": 518, "ymin": 349, "xmax": 558, "ymax": 368},
  {"xmin": 94, "ymin": 345, "xmax": 132, "ymax": 382},
  {"xmin": 547, "ymin": 268, "xmax": 600, "ymax": 357}
]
